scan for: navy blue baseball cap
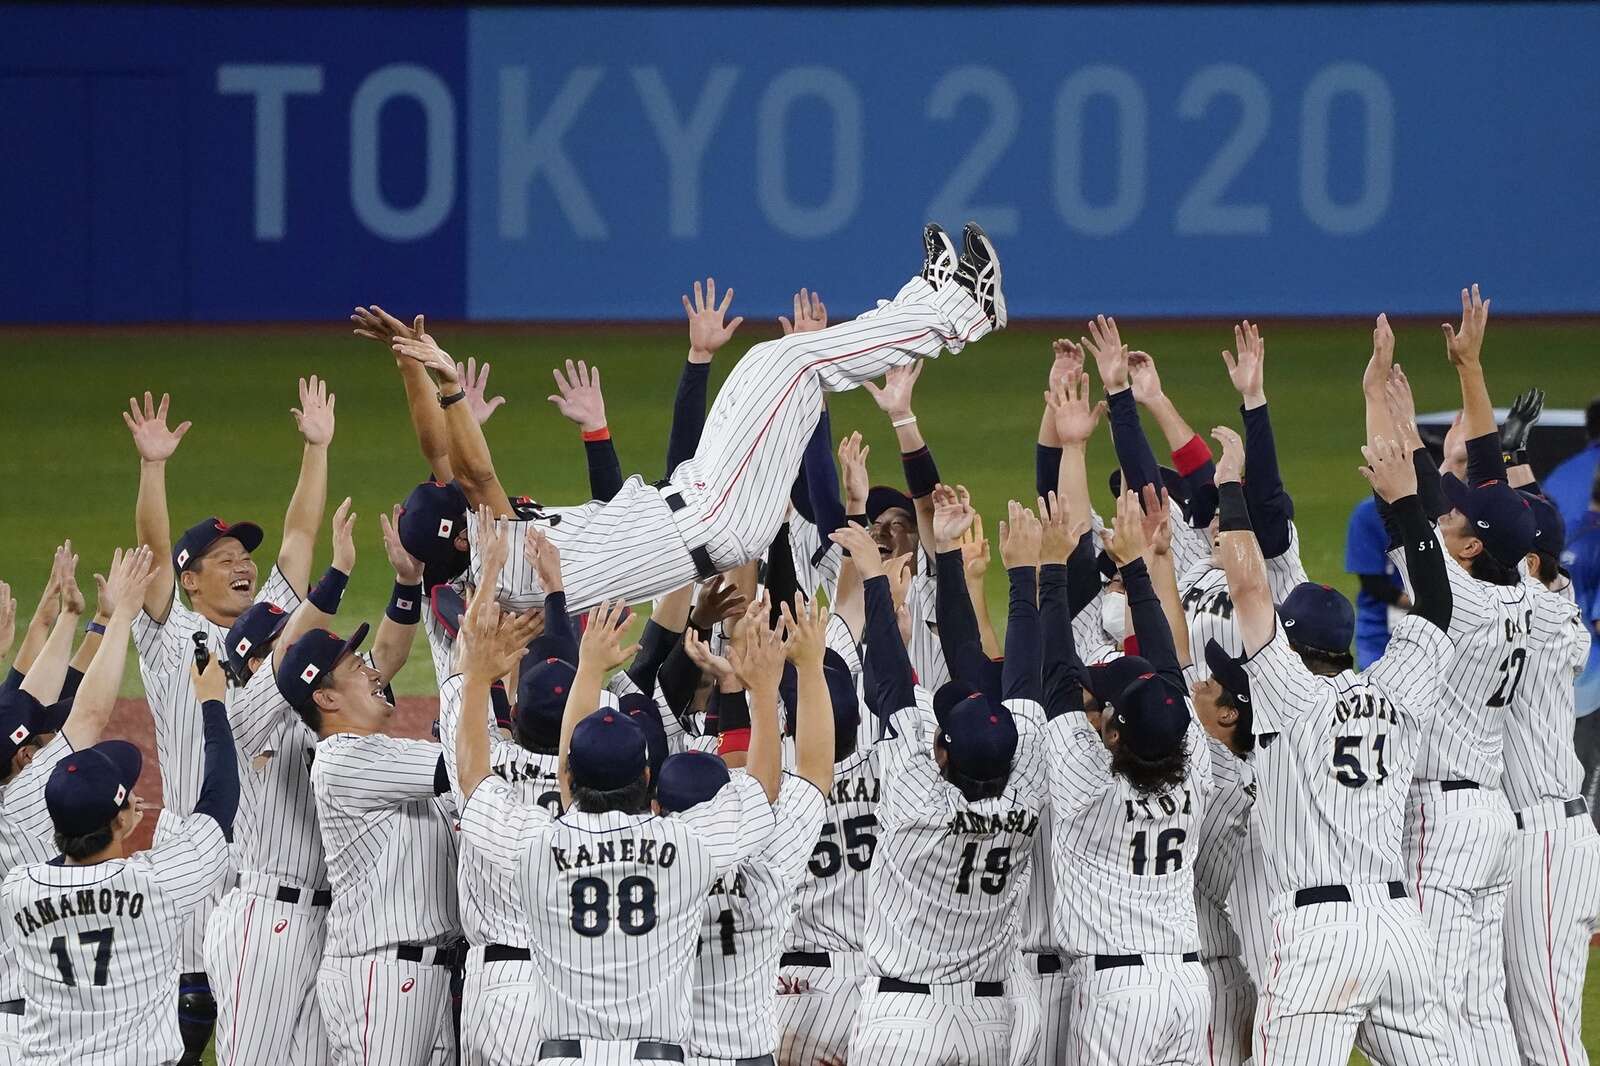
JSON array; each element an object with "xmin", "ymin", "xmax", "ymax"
[
  {"xmin": 46, "ymin": 740, "xmax": 142, "ymax": 837},
  {"xmin": 275, "ymin": 624, "xmax": 370, "ymax": 712},
  {"xmin": 866, "ymin": 485, "xmax": 916, "ymax": 524},
  {"xmin": 1441, "ymin": 474, "xmax": 1538, "ymax": 568},
  {"xmin": 567, "ymin": 709, "xmax": 647, "ymax": 791},
  {"xmin": 428, "ymin": 585, "xmax": 467, "ymax": 639},
  {"xmin": 174, "ymin": 517, "xmax": 263, "ymax": 573},
  {"xmin": 1083, "ymin": 655, "xmax": 1158, "ymax": 710},
  {"xmin": 656, "ymin": 750, "xmax": 732, "ymax": 814},
  {"xmin": 779, "ymin": 650, "xmax": 861, "ymax": 736},
  {"xmin": 1278, "ymin": 583, "xmax": 1355, "ymax": 656},
  {"xmin": 1520, "ymin": 491, "xmax": 1565, "ymax": 557},
  {"xmin": 1107, "ymin": 673, "xmax": 1190, "ymax": 761},
  {"xmin": 938, "ymin": 693, "xmax": 1018, "ymax": 783},
  {"xmin": 1204, "ymin": 640, "xmax": 1251, "ymax": 708},
  {"xmin": 516, "ymin": 657, "xmax": 577, "ymax": 738},
  {"xmin": 933, "ymin": 680, "xmax": 979, "ymax": 728},
  {"xmin": 0, "ymin": 688, "xmax": 71, "ymax": 768},
  {"xmin": 1109, "ymin": 467, "xmax": 1192, "ymax": 516},
  {"xmin": 225, "ymin": 601, "xmax": 290, "ymax": 675},
  {"xmin": 397, "ymin": 480, "xmax": 471, "ymax": 588},
  {"xmin": 617, "ymin": 693, "xmax": 669, "ymax": 783}
]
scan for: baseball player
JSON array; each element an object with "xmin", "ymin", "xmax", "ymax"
[
  {"xmin": 1216, "ymin": 426, "xmax": 1457, "ymax": 1065},
  {"xmin": 1044, "ymin": 489, "xmax": 1213, "ymax": 1066},
  {"xmin": 1498, "ymin": 488, "xmax": 1599, "ymax": 1065},
  {"xmin": 0, "ymin": 547, "xmax": 160, "ymax": 1063},
  {"xmin": 289, "ymin": 621, "xmax": 461, "ymax": 1066},
  {"xmin": 836, "ymin": 509, "xmax": 1047, "ymax": 1066},
  {"xmin": 123, "ymin": 380, "xmax": 333, "ymax": 1061},
  {"xmin": 1, "ymin": 648, "xmax": 238, "ymax": 1065},
  {"xmin": 680, "ymin": 596, "xmax": 833, "ymax": 1066},
  {"xmin": 204, "ymin": 500, "xmax": 422, "ymax": 1066},
  {"xmin": 450, "ymin": 554, "xmax": 783, "ymax": 1065},
  {"xmin": 394, "ymin": 223, "xmax": 1006, "ymax": 613},
  {"xmin": 1378, "ymin": 289, "xmax": 1533, "ymax": 1066}
]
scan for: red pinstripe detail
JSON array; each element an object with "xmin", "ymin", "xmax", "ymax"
[
  {"xmin": 361, "ymin": 959, "xmax": 376, "ymax": 1065},
  {"xmin": 227, "ymin": 897, "xmax": 257, "ymax": 1065},
  {"xmin": 1543, "ymin": 831, "xmax": 1572, "ymax": 1066}
]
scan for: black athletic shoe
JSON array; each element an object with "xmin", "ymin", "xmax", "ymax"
[
  {"xmin": 921, "ymin": 223, "xmax": 959, "ymax": 289},
  {"xmin": 954, "ymin": 221, "xmax": 1006, "ymax": 328}
]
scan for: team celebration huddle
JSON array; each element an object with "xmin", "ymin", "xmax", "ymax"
[{"xmin": 0, "ymin": 223, "xmax": 1594, "ymax": 1066}]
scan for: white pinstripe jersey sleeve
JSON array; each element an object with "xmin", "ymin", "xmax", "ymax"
[
  {"xmin": 788, "ymin": 513, "xmax": 842, "ymax": 604},
  {"xmin": 421, "ymin": 603, "xmax": 459, "ymax": 688},
  {"xmin": 1502, "ymin": 578, "xmax": 1591, "ymax": 808},
  {"xmin": 229, "ymin": 666, "xmax": 325, "ymax": 888},
  {"xmin": 825, "ymin": 613, "xmax": 861, "ymax": 675},
  {"xmin": 678, "ymin": 772, "xmax": 780, "ymax": 873}
]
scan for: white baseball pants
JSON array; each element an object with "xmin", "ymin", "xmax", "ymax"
[
  {"xmin": 1503, "ymin": 801, "xmax": 1600, "ymax": 1066},
  {"xmin": 317, "ymin": 953, "xmax": 455, "ymax": 1066},
  {"xmin": 1403, "ymin": 782, "xmax": 1519, "ymax": 1066},
  {"xmin": 204, "ymin": 880, "xmax": 331, "ymax": 1065},
  {"xmin": 1228, "ymin": 818, "xmax": 1275, "ymax": 991},
  {"xmin": 460, "ymin": 951, "xmax": 546, "ymax": 1066},
  {"xmin": 0, "ymin": 1013, "xmax": 18, "ymax": 1066},
  {"xmin": 1203, "ymin": 955, "xmax": 1255, "ymax": 1066},
  {"xmin": 776, "ymin": 951, "xmax": 865, "ymax": 1066},
  {"xmin": 477, "ymin": 277, "xmax": 992, "ymax": 611},
  {"xmin": 1063, "ymin": 953, "xmax": 1210, "ymax": 1065},
  {"xmin": 850, "ymin": 981, "xmax": 1013, "ymax": 1065},
  {"xmin": 1012, "ymin": 954, "xmax": 1072, "ymax": 1066}
]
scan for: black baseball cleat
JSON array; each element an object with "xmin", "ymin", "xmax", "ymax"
[
  {"xmin": 921, "ymin": 223, "xmax": 959, "ymax": 290},
  {"xmin": 955, "ymin": 221, "xmax": 1006, "ymax": 329}
]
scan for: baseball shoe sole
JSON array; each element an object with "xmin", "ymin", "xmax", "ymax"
[{"xmin": 921, "ymin": 223, "xmax": 959, "ymax": 290}]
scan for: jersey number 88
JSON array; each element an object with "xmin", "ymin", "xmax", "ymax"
[{"xmin": 570, "ymin": 875, "xmax": 658, "ymax": 937}]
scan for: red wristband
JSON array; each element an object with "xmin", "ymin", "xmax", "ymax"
[
  {"xmin": 581, "ymin": 426, "xmax": 611, "ymax": 443},
  {"xmin": 717, "ymin": 728, "xmax": 752, "ymax": 756},
  {"xmin": 1170, "ymin": 435, "xmax": 1213, "ymax": 477}
]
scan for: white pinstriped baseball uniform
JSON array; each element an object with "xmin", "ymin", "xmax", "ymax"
[
  {"xmin": 471, "ymin": 277, "xmax": 993, "ymax": 611},
  {"xmin": 1, "ymin": 811, "xmax": 231, "ymax": 1066},
  {"xmin": 421, "ymin": 605, "xmax": 459, "ymax": 690},
  {"xmin": 458, "ymin": 771, "xmax": 777, "ymax": 1063},
  {"xmin": 850, "ymin": 698, "xmax": 1047, "ymax": 1066},
  {"xmin": 1240, "ymin": 617, "xmax": 1454, "ymax": 1066},
  {"xmin": 203, "ymin": 662, "xmax": 331, "ymax": 1066},
  {"xmin": 1389, "ymin": 545, "xmax": 1531, "ymax": 1066},
  {"xmin": 1500, "ymin": 576, "xmax": 1599, "ymax": 1066},
  {"xmin": 1046, "ymin": 710, "xmax": 1213, "ymax": 1066},
  {"xmin": 0, "ymin": 735, "xmax": 75, "ymax": 1064},
  {"xmin": 312, "ymin": 733, "xmax": 460, "ymax": 1066},
  {"xmin": 436, "ymin": 673, "xmax": 561, "ymax": 1066},
  {"xmin": 786, "ymin": 514, "xmax": 842, "ymax": 605},
  {"xmin": 1191, "ymin": 736, "xmax": 1256, "ymax": 1066},
  {"xmin": 905, "ymin": 565, "xmax": 952, "ymax": 696},
  {"xmin": 689, "ymin": 773, "xmax": 825, "ymax": 1064},
  {"xmin": 132, "ymin": 566, "xmax": 302, "ymax": 972}
]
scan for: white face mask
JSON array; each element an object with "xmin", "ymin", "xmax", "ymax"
[{"xmin": 1100, "ymin": 590, "xmax": 1128, "ymax": 644}]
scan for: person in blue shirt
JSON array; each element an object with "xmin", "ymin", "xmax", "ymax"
[
  {"xmin": 1544, "ymin": 397, "xmax": 1600, "ymax": 536},
  {"xmin": 1562, "ymin": 465, "xmax": 1600, "ymax": 829},
  {"xmin": 1345, "ymin": 495, "xmax": 1408, "ymax": 668}
]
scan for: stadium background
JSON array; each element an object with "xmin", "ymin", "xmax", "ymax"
[{"xmin": 1, "ymin": 2, "xmax": 1595, "ymax": 1060}]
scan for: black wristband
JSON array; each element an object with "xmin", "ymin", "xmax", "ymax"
[
  {"xmin": 387, "ymin": 581, "xmax": 423, "ymax": 625},
  {"xmin": 713, "ymin": 688, "xmax": 752, "ymax": 733},
  {"xmin": 900, "ymin": 445, "xmax": 940, "ymax": 499},
  {"xmin": 1217, "ymin": 482, "xmax": 1252, "ymax": 532},
  {"xmin": 439, "ymin": 390, "xmax": 467, "ymax": 409},
  {"xmin": 308, "ymin": 567, "xmax": 350, "ymax": 614}
]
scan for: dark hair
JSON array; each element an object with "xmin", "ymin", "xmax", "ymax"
[
  {"xmin": 1292, "ymin": 643, "xmax": 1355, "ymax": 677},
  {"xmin": 1466, "ymin": 550, "xmax": 1522, "ymax": 587},
  {"xmin": 833, "ymin": 721, "xmax": 858, "ymax": 764},
  {"xmin": 294, "ymin": 700, "xmax": 323, "ymax": 736},
  {"xmin": 940, "ymin": 760, "xmax": 1009, "ymax": 802},
  {"xmin": 54, "ymin": 801, "xmax": 127, "ymax": 861},
  {"xmin": 1529, "ymin": 550, "xmax": 1563, "ymax": 586},
  {"xmin": 1586, "ymin": 397, "xmax": 1600, "ymax": 441},
  {"xmin": 1109, "ymin": 736, "xmax": 1190, "ymax": 795},
  {"xmin": 1215, "ymin": 689, "xmax": 1257, "ymax": 754},
  {"xmin": 571, "ymin": 774, "xmax": 651, "ymax": 815}
]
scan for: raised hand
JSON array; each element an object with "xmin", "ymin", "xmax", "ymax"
[
  {"xmin": 123, "ymin": 391, "xmax": 192, "ymax": 463},
  {"xmin": 99, "ymin": 546, "xmax": 159, "ymax": 621},
  {"xmin": 1139, "ymin": 484, "xmax": 1173, "ymax": 558},
  {"xmin": 1363, "ymin": 313, "xmax": 1395, "ymax": 395},
  {"xmin": 862, "ymin": 362, "xmax": 923, "ymax": 422},
  {"xmin": 547, "ymin": 359, "xmax": 606, "ymax": 432},
  {"xmin": 391, "ymin": 330, "xmax": 461, "ymax": 388},
  {"xmin": 379, "ymin": 505, "xmax": 424, "ymax": 584},
  {"xmin": 458, "ymin": 584, "xmax": 539, "ymax": 682},
  {"xmin": 56, "ymin": 541, "xmax": 84, "ymax": 617},
  {"xmin": 931, "ymin": 483, "xmax": 976, "ymax": 552},
  {"xmin": 830, "ymin": 523, "xmax": 886, "ymax": 580},
  {"xmin": 683, "ymin": 627, "xmax": 737, "ymax": 684},
  {"xmin": 578, "ymin": 599, "xmax": 640, "ymax": 674},
  {"xmin": 781, "ymin": 594, "xmax": 827, "ymax": 669},
  {"xmin": 0, "ymin": 581, "xmax": 13, "ymax": 657},
  {"xmin": 1442, "ymin": 284, "xmax": 1490, "ymax": 368},
  {"xmin": 998, "ymin": 500, "xmax": 1042, "ymax": 570},
  {"xmin": 1082, "ymin": 314, "xmax": 1130, "ymax": 393},
  {"xmin": 1045, "ymin": 368, "xmax": 1108, "ymax": 446},
  {"xmin": 1038, "ymin": 491, "xmax": 1086, "ymax": 564},
  {"xmin": 837, "ymin": 432, "xmax": 872, "ymax": 511},
  {"xmin": 351, "ymin": 305, "xmax": 424, "ymax": 347},
  {"xmin": 683, "ymin": 277, "xmax": 744, "ymax": 363},
  {"xmin": 524, "ymin": 527, "xmax": 564, "ymax": 595},
  {"xmin": 1049, "ymin": 338, "xmax": 1085, "ymax": 392},
  {"xmin": 329, "ymin": 497, "xmax": 357, "ymax": 574},
  {"xmin": 1102, "ymin": 489, "xmax": 1148, "ymax": 567},
  {"xmin": 1361, "ymin": 435, "xmax": 1419, "ymax": 504},
  {"xmin": 1384, "ymin": 365, "xmax": 1422, "ymax": 451},
  {"xmin": 690, "ymin": 577, "xmax": 747, "ymax": 631},
  {"xmin": 1220, "ymin": 320, "xmax": 1266, "ymax": 407},
  {"xmin": 1127, "ymin": 351, "xmax": 1164, "ymax": 406},
  {"xmin": 779, "ymin": 288, "xmax": 828, "ymax": 335},
  {"xmin": 292, "ymin": 375, "xmax": 336, "ymax": 447},
  {"xmin": 474, "ymin": 504, "xmax": 510, "ymax": 587},
  {"xmin": 729, "ymin": 615, "xmax": 786, "ymax": 695},
  {"xmin": 959, "ymin": 510, "xmax": 992, "ymax": 582},
  {"xmin": 1212, "ymin": 426, "xmax": 1245, "ymax": 485},
  {"xmin": 1500, "ymin": 386, "xmax": 1545, "ymax": 455},
  {"xmin": 455, "ymin": 357, "xmax": 507, "ymax": 426},
  {"xmin": 192, "ymin": 645, "xmax": 227, "ymax": 704}
]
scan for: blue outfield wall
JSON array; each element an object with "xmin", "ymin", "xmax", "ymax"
[{"xmin": 2, "ymin": 5, "xmax": 1597, "ymax": 322}]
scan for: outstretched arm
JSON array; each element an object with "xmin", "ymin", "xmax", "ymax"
[
  {"xmin": 670, "ymin": 278, "xmax": 745, "ymax": 475},
  {"xmin": 998, "ymin": 501, "xmax": 1043, "ymax": 704},
  {"xmin": 372, "ymin": 507, "xmax": 426, "ymax": 683},
  {"xmin": 1083, "ymin": 316, "xmax": 1161, "ymax": 500},
  {"xmin": 1210, "ymin": 428, "xmax": 1275, "ymax": 656},
  {"xmin": 1039, "ymin": 492, "xmax": 1089, "ymax": 719},
  {"xmin": 1361, "ymin": 437, "xmax": 1452, "ymax": 634},
  {"xmin": 123, "ymin": 391, "xmax": 189, "ymax": 621},
  {"xmin": 864, "ymin": 362, "xmax": 940, "ymax": 558},
  {"xmin": 1130, "ymin": 350, "xmax": 1217, "ymax": 528},
  {"xmin": 783, "ymin": 596, "xmax": 836, "ymax": 793},
  {"xmin": 390, "ymin": 332, "xmax": 514, "ymax": 517},
  {"xmin": 353, "ymin": 306, "xmax": 455, "ymax": 481},
  {"xmin": 548, "ymin": 359, "xmax": 623, "ymax": 502},
  {"xmin": 62, "ymin": 548, "xmax": 160, "ymax": 750},
  {"xmin": 1443, "ymin": 284, "xmax": 1505, "ymax": 482},
  {"xmin": 22, "ymin": 545, "xmax": 83, "ymax": 705},
  {"xmin": 455, "ymin": 581, "xmax": 539, "ymax": 801},
  {"xmin": 10, "ymin": 559, "xmax": 63, "ymax": 679},
  {"xmin": 1045, "ymin": 369, "xmax": 1108, "ymax": 616},
  {"xmin": 278, "ymin": 375, "xmax": 335, "ymax": 596},
  {"xmin": 1222, "ymin": 322, "xmax": 1294, "ymax": 558},
  {"xmin": 558, "ymin": 600, "xmax": 640, "ymax": 810}
]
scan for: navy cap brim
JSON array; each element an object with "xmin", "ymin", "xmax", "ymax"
[
  {"xmin": 333, "ymin": 623, "xmax": 371, "ymax": 669},
  {"xmin": 1440, "ymin": 472, "xmax": 1471, "ymax": 513},
  {"xmin": 96, "ymin": 740, "xmax": 144, "ymax": 792},
  {"xmin": 1084, "ymin": 656, "xmax": 1156, "ymax": 709},
  {"xmin": 1203, "ymin": 640, "xmax": 1250, "ymax": 706},
  {"xmin": 866, "ymin": 485, "xmax": 916, "ymax": 523}
]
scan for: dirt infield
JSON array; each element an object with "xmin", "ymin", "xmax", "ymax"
[{"xmin": 109, "ymin": 696, "xmax": 440, "ymax": 853}]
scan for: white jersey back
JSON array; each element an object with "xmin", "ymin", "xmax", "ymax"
[
  {"xmin": 691, "ymin": 774, "xmax": 825, "ymax": 1057},
  {"xmin": 0, "ymin": 812, "xmax": 229, "ymax": 1065},
  {"xmin": 1191, "ymin": 737, "xmax": 1255, "ymax": 958},
  {"xmin": 460, "ymin": 772, "xmax": 777, "ymax": 1042},
  {"xmin": 437, "ymin": 674, "xmax": 561, "ymax": 948},
  {"xmin": 865, "ymin": 699, "xmax": 1047, "ymax": 983},
  {"xmin": 1181, "ymin": 526, "xmax": 1308, "ymax": 673},
  {"xmin": 1242, "ymin": 616, "xmax": 1452, "ymax": 894},
  {"xmin": 1392, "ymin": 545, "xmax": 1533, "ymax": 786},
  {"xmin": 230, "ymin": 664, "xmax": 325, "ymax": 889},
  {"xmin": 1046, "ymin": 713, "xmax": 1213, "ymax": 956},
  {"xmin": 421, "ymin": 601, "xmax": 459, "ymax": 688},
  {"xmin": 784, "ymin": 718, "xmax": 880, "ymax": 955},
  {"xmin": 133, "ymin": 566, "xmax": 300, "ymax": 817},
  {"xmin": 311, "ymin": 733, "xmax": 460, "ymax": 956},
  {"xmin": 0, "ymin": 736, "xmax": 75, "ymax": 1000},
  {"xmin": 1502, "ymin": 577, "xmax": 1590, "ymax": 808}
]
